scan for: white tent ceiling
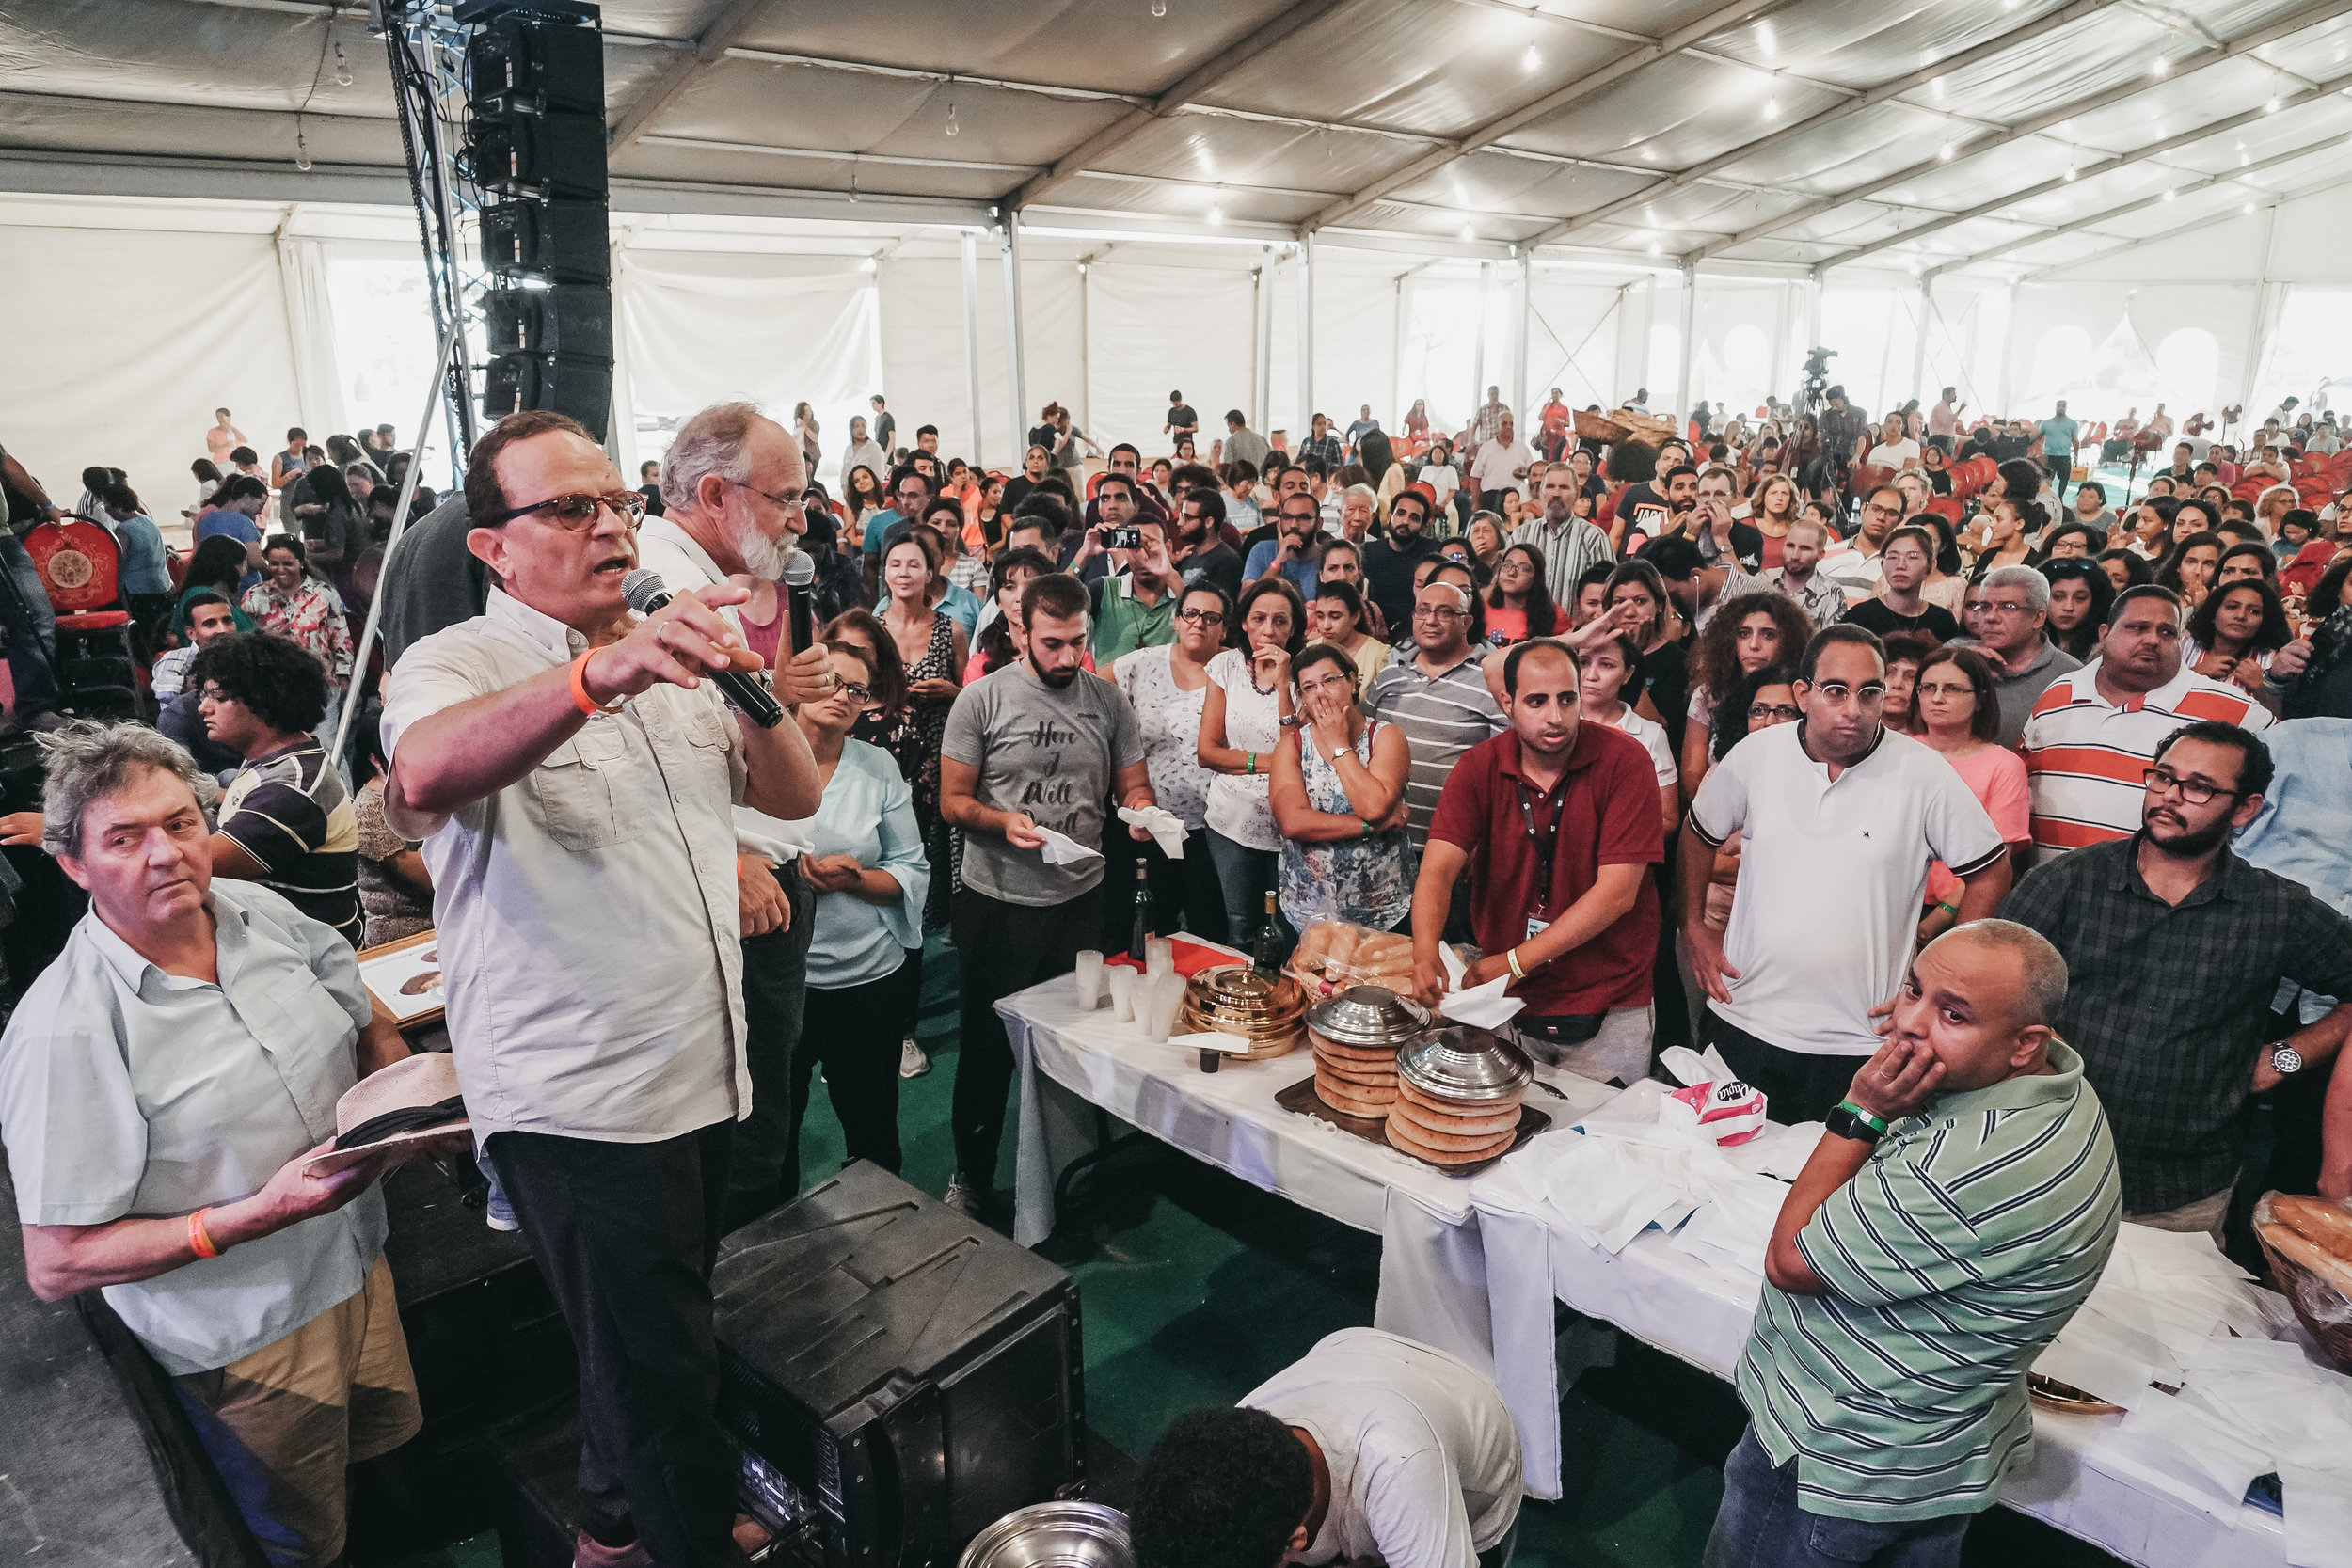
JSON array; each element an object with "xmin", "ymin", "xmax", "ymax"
[{"xmin": 5, "ymin": 0, "xmax": 2352, "ymax": 281}]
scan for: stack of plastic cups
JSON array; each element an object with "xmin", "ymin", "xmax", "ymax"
[
  {"xmin": 1106, "ymin": 965, "xmax": 1137, "ymax": 1023},
  {"xmin": 1145, "ymin": 970, "xmax": 1186, "ymax": 1043},
  {"xmin": 1073, "ymin": 950, "xmax": 1105, "ymax": 1009}
]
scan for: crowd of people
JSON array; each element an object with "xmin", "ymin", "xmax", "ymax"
[{"xmin": 1, "ymin": 371, "xmax": 2349, "ymax": 1568}]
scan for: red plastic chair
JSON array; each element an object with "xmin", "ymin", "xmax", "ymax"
[{"xmin": 23, "ymin": 519, "xmax": 139, "ymax": 719}]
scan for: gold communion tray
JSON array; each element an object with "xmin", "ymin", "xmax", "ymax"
[{"xmin": 1179, "ymin": 965, "xmax": 1308, "ymax": 1057}]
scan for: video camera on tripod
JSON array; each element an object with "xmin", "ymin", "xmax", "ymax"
[{"xmin": 1797, "ymin": 347, "xmax": 1837, "ymax": 420}]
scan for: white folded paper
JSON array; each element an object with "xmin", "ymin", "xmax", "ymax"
[
  {"xmin": 1169, "ymin": 1030, "xmax": 1257, "ymax": 1055},
  {"xmin": 1434, "ymin": 942, "xmax": 1527, "ymax": 1027},
  {"xmin": 1117, "ymin": 804, "xmax": 1189, "ymax": 858},
  {"xmin": 2280, "ymin": 1464, "xmax": 2352, "ymax": 1568},
  {"xmin": 1033, "ymin": 826, "xmax": 1104, "ymax": 865}
]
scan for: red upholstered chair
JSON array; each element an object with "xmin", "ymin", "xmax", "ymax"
[{"xmin": 22, "ymin": 519, "xmax": 139, "ymax": 719}]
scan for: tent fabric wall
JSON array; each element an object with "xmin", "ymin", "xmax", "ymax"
[
  {"xmin": 1, "ymin": 225, "xmax": 302, "ymax": 522},
  {"xmin": 2005, "ymin": 283, "xmax": 2255, "ymax": 428},
  {"xmin": 1083, "ymin": 261, "xmax": 1260, "ymax": 461},
  {"xmin": 1525, "ymin": 276, "xmax": 1625, "ymax": 417},
  {"xmin": 276, "ymin": 234, "xmax": 350, "ymax": 447}
]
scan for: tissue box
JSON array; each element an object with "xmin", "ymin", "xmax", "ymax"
[{"xmin": 1662, "ymin": 1078, "xmax": 1767, "ymax": 1147}]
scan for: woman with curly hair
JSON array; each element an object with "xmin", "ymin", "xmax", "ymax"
[
  {"xmin": 2181, "ymin": 575, "xmax": 2293, "ymax": 701},
  {"xmin": 1680, "ymin": 591, "xmax": 1815, "ymax": 795}
]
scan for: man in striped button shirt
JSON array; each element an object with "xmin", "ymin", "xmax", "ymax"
[
  {"xmin": 1364, "ymin": 572, "xmax": 1506, "ymax": 847},
  {"xmin": 1709, "ymin": 921, "xmax": 2120, "ymax": 1568},
  {"xmin": 2019, "ymin": 585, "xmax": 2271, "ymax": 860}
]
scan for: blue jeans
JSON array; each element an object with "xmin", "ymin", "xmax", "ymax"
[
  {"xmin": 1703, "ymin": 1427, "xmax": 1972, "ymax": 1568},
  {"xmin": 0, "ymin": 531, "xmax": 57, "ymax": 719},
  {"xmin": 1204, "ymin": 827, "xmax": 1278, "ymax": 956}
]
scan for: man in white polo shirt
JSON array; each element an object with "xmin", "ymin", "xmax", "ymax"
[
  {"xmin": 2019, "ymin": 585, "xmax": 2272, "ymax": 861},
  {"xmin": 1683, "ymin": 626, "xmax": 2010, "ymax": 1124}
]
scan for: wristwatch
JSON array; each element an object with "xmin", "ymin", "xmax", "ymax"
[
  {"xmin": 1825, "ymin": 1101, "xmax": 1889, "ymax": 1145},
  {"xmin": 1329, "ymin": 743, "xmax": 1350, "ymax": 761},
  {"xmin": 2271, "ymin": 1042, "xmax": 2306, "ymax": 1078}
]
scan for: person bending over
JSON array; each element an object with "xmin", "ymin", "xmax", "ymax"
[{"xmin": 1132, "ymin": 1327, "xmax": 1523, "ymax": 1568}]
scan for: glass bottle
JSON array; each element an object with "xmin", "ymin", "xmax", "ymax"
[{"xmin": 1127, "ymin": 859, "xmax": 1152, "ymax": 964}]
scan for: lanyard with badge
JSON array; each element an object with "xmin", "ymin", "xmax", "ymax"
[{"xmin": 1514, "ymin": 728, "xmax": 1575, "ymax": 944}]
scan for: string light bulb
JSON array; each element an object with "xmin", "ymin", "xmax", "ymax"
[
  {"xmin": 1208, "ymin": 203, "xmax": 1224, "ymax": 225},
  {"xmin": 1522, "ymin": 40, "xmax": 1540, "ymax": 71},
  {"xmin": 294, "ymin": 129, "xmax": 311, "ymax": 171},
  {"xmin": 333, "ymin": 42, "xmax": 352, "ymax": 87},
  {"xmin": 946, "ymin": 100, "xmax": 959, "ymax": 136},
  {"xmin": 1151, "ymin": 0, "xmax": 1167, "ymax": 15}
]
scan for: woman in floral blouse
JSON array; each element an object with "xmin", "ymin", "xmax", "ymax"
[{"xmin": 242, "ymin": 535, "xmax": 352, "ymax": 693}]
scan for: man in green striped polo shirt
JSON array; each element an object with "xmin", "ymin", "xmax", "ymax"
[{"xmin": 1708, "ymin": 920, "xmax": 2121, "ymax": 1568}]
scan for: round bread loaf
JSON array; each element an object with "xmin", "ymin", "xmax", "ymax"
[
  {"xmin": 1314, "ymin": 1060, "xmax": 1397, "ymax": 1095},
  {"xmin": 1396, "ymin": 1074, "xmax": 1521, "ymax": 1118},
  {"xmin": 1315, "ymin": 1074, "xmax": 1392, "ymax": 1119},
  {"xmin": 1384, "ymin": 1117, "xmax": 1513, "ymax": 1165},
  {"xmin": 1386, "ymin": 1104, "xmax": 1517, "ymax": 1153},
  {"xmin": 1308, "ymin": 1033, "xmax": 1403, "ymax": 1067},
  {"xmin": 1388, "ymin": 1091, "xmax": 1519, "ymax": 1140}
]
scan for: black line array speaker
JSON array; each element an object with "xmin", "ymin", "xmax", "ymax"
[{"xmin": 465, "ymin": 1, "xmax": 611, "ymax": 438}]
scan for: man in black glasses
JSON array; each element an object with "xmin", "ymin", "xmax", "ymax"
[
  {"xmin": 380, "ymin": 409, "xmax": 826, "ymax": 1568},
  {"xmin": 2003, "ymin": 721, "xmax": 2352, "ymax": 1241},
  {"xmin": 1685, "ymin": 626, "xmax": 2010, "ymax": 1124}
]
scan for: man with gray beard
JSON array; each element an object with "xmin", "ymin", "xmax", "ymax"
[{"xmin": 638, "ymin": 401, "xmax": 835, "ymax": 1225}]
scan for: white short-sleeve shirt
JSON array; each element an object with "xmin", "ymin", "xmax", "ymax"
[
  {"xmin": 380, "ymin": 589, "xmax": 752, "ymax": 1146},
  {"xmin": 1689, "ymin": 721, "xmax": 2005, "ymax": 1056}
]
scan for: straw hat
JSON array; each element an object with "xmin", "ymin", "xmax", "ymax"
[{"xmin": 304, "ymin": 1051, "xmax": 469, "ymax": 1175}]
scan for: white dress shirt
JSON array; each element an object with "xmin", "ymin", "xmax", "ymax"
[
  {"xmin": 380, "ymin": 588, "xmax": 752, "ymax": 1145},
  {"xmin": 0, "ymin": 882, "xmax": 382, "ymax": 1374}
]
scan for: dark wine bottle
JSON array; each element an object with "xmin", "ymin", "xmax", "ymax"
[
  {"xmin": 1127, "ymin": 859, "xmax": 1152, "ymax": 963},
  {"xmin": 1250, "ymin": 890, "xmax": 1281, "ymax": 980}
]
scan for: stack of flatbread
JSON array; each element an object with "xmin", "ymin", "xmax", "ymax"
[
  {"xmin": 1385, "ymin": 1073, "xmax": 1524, "ymax": 1168},
  {"xmin": 1311, "ymin": 1028, "xmax": 1399, "ymax": 1119}
]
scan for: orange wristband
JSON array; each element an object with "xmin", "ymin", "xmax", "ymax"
[
  {"xmin": 188, "ymin": 1208, "xmax": 221, "ymax": 1260},
  {"xmin": 569, "ymin": 650, "xmax": 609, "ymax": 718}
]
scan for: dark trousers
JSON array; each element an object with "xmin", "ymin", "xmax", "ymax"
[
  {"xmin": 951, "ymin": 883, "xmax": 1103, "ymax": 1186},
  {"xmin": 727, "ymin": 863, "xmax": 814, "ymax": 1227},
  {"xmin": 1146, "ymin": 829, "xmax": 1230, "ymax": 946},
  {"xmin": 1704, "ymin": 1426, "xmax": 1969, "ymax": 1568},
  {"xmin": 790, "ymin": 960, "xmax": 918, "ymax": 1184},
  {"xmin": 0, "ymin": 531, "xmax": 57, "ymax": 719},
  {"xmin": 1705, "ymin": 1009, "xmax": 1864, "ymax": 1127},
  {"xmin": 487, "ymin": 1121, "xmax": 738, "ymax": 1567}
]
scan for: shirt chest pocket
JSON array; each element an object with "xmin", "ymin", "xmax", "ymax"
[{"xmin": 527, "ymin": 720, "xmax": 641, "ymax": 851}]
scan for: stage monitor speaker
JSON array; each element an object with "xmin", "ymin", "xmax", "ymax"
[
  {"xmin": 484, "ymin": 285, "xmax": 612, "ymax": 361},
  {"xmin": 485, "ymin": 352, "xmax": 611, "ymax": 441},
  {"xmin": 483, "ymin": 198, "xmax": 608, "ymax": 284},
  {"xmin": 467, "ymin": 111, "xmax": 607, "ymax": 200},
  {"xmin": 468, "ymin": 14, "xmax": 604, "ymax": 117}
]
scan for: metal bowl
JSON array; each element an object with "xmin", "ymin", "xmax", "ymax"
[
  {"xmin": 958, "ymin": 1501, "xmax": 1134, "ymax": 1568},
  {"xmin": 1395, "ymin": 1024, "xmax": 1533, "ymax": 1104},
  {"xmin": 1305, "ymin": 986, "xmax": 1429, "ymax": 1050}
]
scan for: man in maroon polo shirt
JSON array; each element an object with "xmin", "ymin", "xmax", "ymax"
[{"xmin": 1409, "ymin": 641, "xmax": 1665, "ymax": 1085}]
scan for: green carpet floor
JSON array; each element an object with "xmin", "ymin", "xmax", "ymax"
[{"xmin": 376, "ymin": 931, "xmax": 2123, "ymax": 1568}]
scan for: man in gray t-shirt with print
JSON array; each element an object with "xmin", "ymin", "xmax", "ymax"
[{"xmin": 940, "ymin": 572, "xmax": 1155, "ymax": 1217}]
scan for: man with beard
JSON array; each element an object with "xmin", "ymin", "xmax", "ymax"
[
  {"xmin": 940, "ymin": 571, "xmax": 1155, "ymax": 1218},
  {"xmin": 1509, "ymin": 464, "xmax": 1613, "ymax": 605},
  {"xmin": 1169, "ymin": 485, "xmax": 1242, "ymax": 601},
  {"xmin": 1818, "ymin": 484, "xmax": 1904, "ymax": 604},
  {"xmin": 637, "ymin": 401, "xmax": 835, "ymax": 1226},
  {"xmin": 2003, "ymin": 722, "xmax": 2352, "ymax": 1239},
  {"xmin": 2020, "ymin": 586, "xmax": 2272, "ymax": 858},
  {"xmin": 1361, "ymin": 487, "xmax": 1442, "ymax": 635},
  {"xmin": 1246, "ymin": 491, "xmax": 1328, "ymax": 600},
  {"xmin": 1084, "ymin": 443, "xmax": 1170, "ymax": 531}
]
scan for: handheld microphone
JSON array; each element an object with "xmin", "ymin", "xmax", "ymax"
[
  {"xmin": 620, "ymin": 568, "xmax": 787, "ymax": 729},
  {"xmin": 782, "ymin": 548, "xmax": 816, "ymax": 654}
]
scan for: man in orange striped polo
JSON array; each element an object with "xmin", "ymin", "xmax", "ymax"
[{"xmin": 2018, "ymin": 585, "xmax": 2272, "ymax": 863}]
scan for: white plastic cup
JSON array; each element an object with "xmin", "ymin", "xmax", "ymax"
[
  {"xmin": 1073, "ymin": 950, "xmax": 1105, "ymax": 1009},
  {"xmin": 1107, "ymin": 965, "xmax": 1136, "ymax": 1022},
  {"xmin": 1147, "ymin": 972, "xmax": 1186, "ymax": 1042},
  {"xmin": 1146, "ymin": 936, "xmax": 1174, "ymax": 976}
]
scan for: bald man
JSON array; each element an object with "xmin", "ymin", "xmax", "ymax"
[{"xmin": 1708, "ymin": 921, "xmax": 2121, "ymax": 1568}]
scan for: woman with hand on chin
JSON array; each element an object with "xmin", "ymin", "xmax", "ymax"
[
  {"xmin": 1268, "ymin": 643, "xmax": 1414, "ymax": 942},
  {"xmin": 785, "ymin": 641, "xmax": 930, "ymax": 1179},
  {"xmin": 1199, "ymin": 578, "xmax": 1304, "ymax": 952}
]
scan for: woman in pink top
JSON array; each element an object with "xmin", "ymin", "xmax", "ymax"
[{"xmin": 1911, "ymin": 644, "xmax": 2030, "ymax": 944}]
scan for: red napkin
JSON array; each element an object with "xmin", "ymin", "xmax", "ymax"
[{"xmin": 1105, "ymin": 937, "xmax": 1236, "ymax": 977}]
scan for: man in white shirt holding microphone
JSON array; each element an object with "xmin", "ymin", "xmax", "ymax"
[{"xmin": 381, "ymin": 409, "xmax": 827, "ymax": 1568}]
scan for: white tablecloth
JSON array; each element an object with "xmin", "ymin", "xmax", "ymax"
[
  {"xmin": 998, "ymin": 965, "xmax": 1615, "ymax": 1498},
  {"xmin": 1471, "ymin": 1147, "xmax": 2293, "ymax": 1568},
  {"xmin": 999, "ymin": 971, "xmax": 2288, "ymax": 1563}
]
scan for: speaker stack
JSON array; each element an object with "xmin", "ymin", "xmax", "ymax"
[{"xmin": 461, "ymin": 0, "xmax": 612, "ymax": 438}]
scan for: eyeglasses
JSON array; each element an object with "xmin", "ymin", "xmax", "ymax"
[
  {"xmin": 728, "ymin": 477, "xmax": 809, "ymax": 513},
  {"xmin": 1808, "ymin": 681, "xmax": 1885, "ymax": 706},
  {"xmin": 2142, "ymin": 768, "xmax": 2245, "ymax": 806},
  {"xmin": 1176, "ymin": 609, "xmax": 1227, "ymax": 626},
  {"xmin": 498, "ymin": 490, "xmax": 647, "ymax": 531},
  {"xmin": 1412, "ymin": 605, "xmax": 1469, "ymax": 622},
  {"xmin": 1747, "ymin": 703, "xmax": 1802, "ymax": 721},
  {"xmin": 1915, "ymin": 680, "xmax": 1977, "ymax": 699},
  {"xmin": 1963, "ymin": 599, "xmax": 2032, "ymax": 616},
  {"xmin": 831, "ymin": 677, "xmax": 874, "ymax": 705}
]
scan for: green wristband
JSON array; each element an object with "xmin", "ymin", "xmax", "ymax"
[{"xmin": 1834, "ymin": 1101, "xmax": 1888, "ymax": 1135}]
